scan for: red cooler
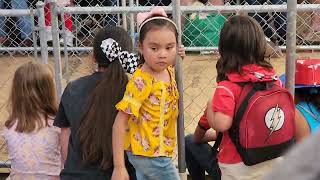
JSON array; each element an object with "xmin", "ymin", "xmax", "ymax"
[{"xmin": 296, "ymin": 59, "xmax": 320, "ymax": 86}]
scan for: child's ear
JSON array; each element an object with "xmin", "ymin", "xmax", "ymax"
[
  {"xmin": 138, "ymin": 42, "xmax": 143, "ymax": 54},
  {"xmin": 92, "ymin": 53, "xmax": 97, "ymax": 63}
]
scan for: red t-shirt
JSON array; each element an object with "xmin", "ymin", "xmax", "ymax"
[
  {"xmin": 198, "ymin": 109, "xmax": 210, "ymax": 131},
  {"xmin": 212, "ymin": 81, "xmax": 243, "ymax": 163}
]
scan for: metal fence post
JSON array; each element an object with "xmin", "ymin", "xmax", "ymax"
[
  {"xmin": 30, "ymin": 9, "xmax": 38, "ymax": 60},
  {"xmin": 285, "ymin": 0, "xmax": 297, "ymax": 96},
  {"xmin": 36, "ymin": 1, "xmax": 48, "ymax": 64},
  {"xmin": 129, "ymin": 0, "xmax": 134, "ymax": 45},
  {"xmin": 172, "ymin": 1, "xmax": 187, "ymax": 180},
  {"xmin": 60, "ymin": 8, "xmax": 70, "ymax": 83},
  {"xmin": 49, "ymin": 0, "xmax": 63, "ymax": 98},
  {"xmin": 121, "ymin": 0, "xmax": 127, "ymax": 30}
]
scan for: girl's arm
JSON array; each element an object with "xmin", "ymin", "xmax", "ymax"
[
  {"xmin": 193, "ymin": 125, "xmax": 217, "ymax": 143},
  {"xmin": 61, "ymin": 127, "xmax": 71, "ymax": 166},
  {"xmin": 206, "ymin": 87, "xmax": 233, "ymax": 132},
  {"xmin": 112, "ymin": 111, "xmax": 130, "ymax": 180},
  {"xmin": 202, "ymin": 129, "xmax": 217, "ymax": 143},
  {"xmin": 206, "ymin": 100, "xmax": 233, "ymax": 132},
  {"xmin": 294, "ymin": 108, "xmax": 311, "ymax": 142},
  {"xmin": 193, "ymin": 125, "xmax": 207, "ymax": 144}
]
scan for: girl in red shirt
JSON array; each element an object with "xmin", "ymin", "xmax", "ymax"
[{"xmin": 206, "ymin": 15, "xmax": 298, "ymax": 180}]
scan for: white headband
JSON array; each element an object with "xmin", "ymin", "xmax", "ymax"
[{"xmin": 138, "ymin": 16, "xmax": 178, "ymax": 34}]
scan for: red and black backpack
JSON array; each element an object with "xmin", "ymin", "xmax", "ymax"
[{"xmin": 215, "ymin": 81, "xmax": 296, "ymax": 166}]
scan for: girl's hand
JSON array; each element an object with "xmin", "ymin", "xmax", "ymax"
[
  {"xmin": 178, "ymin": 45, "xmax": 186, "ymax": 60},
  {"xmin": 111, "ymin": 166, "xmax": 129, "ymax": 180}
]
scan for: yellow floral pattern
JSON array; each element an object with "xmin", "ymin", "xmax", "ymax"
[{"xmin": 116, "ymin": 67, "xmax": 179, "ymax": 157}]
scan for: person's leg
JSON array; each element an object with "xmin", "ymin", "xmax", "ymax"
[
  {"xmin": 12, "ymin": 0, "xmax": 32, "ymax": 40},
  {"xmin": 126, "ymin": 151, "xmax": 149, "ymax": 180},
  {"xmin": 132, "ymin": 169, "xmax": 148, "ymax": 180},
  {"xmin": 44, "ymin": 3, "xmax": 53, "ymax": 42},
  {"xmin": 126, "ymin": 151, "xmax": 179, "ymax": 180},
  {"xmin": 185, "ymin": 135, "xmax": 207, "ymax": 180},
  {"xmin": 125, "ymin": 156, "xmax": 137, "ymax": 180},
  {"xmin": 146, "ymin": 157, "xmax": 180, "ymax": 180},
  {"xmin": 61, "ymin": 12, "xmax": 74, "ymax": 46},
  {"xmin": 271, "ymin": 0, "xmax": 286, "ymax": 45},
  {"xmin": 44, "ymin": 3, "xmax": 52, "ymax": 27},
  {"xmin": 64, "ymin": 13, "xmax": 73, "ymax": 32},
  {"xmin": 185, "ymin": 134, "xmax": 221, "ymax": 180}
]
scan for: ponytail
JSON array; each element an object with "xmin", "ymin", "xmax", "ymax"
[{"xmin": 78, "ymin": 60, "xmax": 128, "ymax": 170}]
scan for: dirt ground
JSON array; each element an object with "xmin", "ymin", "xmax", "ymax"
[{"xmin": 0, "ymin": 51, "xmax": 319, "ymax": 174}]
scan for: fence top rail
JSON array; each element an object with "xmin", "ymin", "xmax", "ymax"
[
  {"xmin": 62, "ymin": 6, "xmax": 168, "ymax": 14},
  {"xmin": 59, "ymin": 4, "xmax": 320, "ymax": 14},
  {"xmin": 0, "ymin": 9, "xmax": 36, "ymax": 16},
  {"xmin": 0, "ymin": 3, "xmax": 318, "ymax": 15}
]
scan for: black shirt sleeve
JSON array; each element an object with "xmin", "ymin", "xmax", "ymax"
[
  {"xmin": 54, "ymin": 84, "xmax": 71, "ymax": 128},
  {"xmin": 54, "ymin": 102, "xmax": 70, "ymax": 128}
]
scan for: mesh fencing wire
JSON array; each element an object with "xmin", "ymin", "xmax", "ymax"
[
  {"xmin": 0, "ymin": 2, "xmax": 39, "ymax": 59},
  {"xmin": 0, "ymin": 140, "xmax": 10, "ymax": 168}
]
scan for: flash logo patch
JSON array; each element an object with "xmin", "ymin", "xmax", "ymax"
[{"xmin": 264, "ymin": 104, "xmax": 285, "ymax": 143}]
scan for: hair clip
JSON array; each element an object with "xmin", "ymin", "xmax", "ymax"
[{"xmin": 100, "ymin": 38, "xmax": 139, "ymax": 74}]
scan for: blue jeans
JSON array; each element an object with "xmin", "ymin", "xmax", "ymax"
[
  {"xmin": 185, "ymin": 135, "xmax": 221, "ymax": 180},
  {"xmin": 126, "ymin": 151, "xmax": 179, "ymax": 180},
  {"xmin": 0, "ymin": 0, "xmax": 32, "ymax": 39},
  {"xmin": 245, "ymin": 0, "xmax": 287, "ymax": 45}
]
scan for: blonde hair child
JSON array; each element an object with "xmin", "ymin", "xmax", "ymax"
[{"xmin": 3, "ymin": 62, "xmax": 61, "ymax": 180}]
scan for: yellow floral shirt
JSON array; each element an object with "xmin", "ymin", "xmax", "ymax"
[{"xmin": 116, "ymin": 67, "xmax": 179, "ymax": 158}]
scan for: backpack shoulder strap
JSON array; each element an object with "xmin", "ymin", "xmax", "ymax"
[
  {"xmin": 232, "ymin": 82, "xmax": 269, "ymax": 130},
  {"xmin": 228, "ymin": 82, "xmax": 273, "ymax": 156},
  {"xmin": 212, "ymin": 132, "xmax": 223, "ymax": 151},
  {"xmin": 211, "ymin": 82, "xmax": 257, "ymax": 152}
]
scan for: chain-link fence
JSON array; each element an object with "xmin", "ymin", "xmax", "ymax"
[
  {"xmin": 3, "ymin": 1, "xmax": 319, "ymax": 57},
  {"xmin": 0, "ymin": 141, "xmax": 10, "ymax": 169},
  {"xmin": 0, "ymin": 9, "xmax": 37, "ymax": 59},
  {"xmin": 0, "ymin": 0, "xmax": 319, "ymax": 178}
]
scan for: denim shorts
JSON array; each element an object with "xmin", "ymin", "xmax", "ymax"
[{"xmin": 126, "ymin": 151, "xmax": 180, "ymax": 180}]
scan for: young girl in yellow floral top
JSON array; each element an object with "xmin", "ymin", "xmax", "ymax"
[{"xmin": 112, "ymin": 6, "xmax": 181, "ymax": 180}]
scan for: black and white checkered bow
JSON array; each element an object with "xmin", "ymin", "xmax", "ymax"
[{"xmin": 100, "ymin": 38, "xmax": 139, "ymax": 74}]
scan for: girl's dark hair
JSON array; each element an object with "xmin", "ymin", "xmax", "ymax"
[
  {"xmin": 78, "ymin": 27, "xmax": 131, "ymax": 170},
  {"xmin": 216, "ymin": 15, "xmax": 273, "ymax": 82},
  {"xmin": 138, "ymin": 16, "xmax": 178, "ymax": 64},
  {"xmin": 295, "ymin": 88, "xmax": 320, "ymax": 110}
]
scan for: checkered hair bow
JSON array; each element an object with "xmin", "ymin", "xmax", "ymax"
[{"xmin": 100, "ymin": 38, "xmax": 139, "ymax": 74}]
